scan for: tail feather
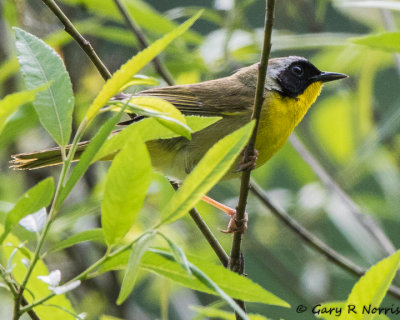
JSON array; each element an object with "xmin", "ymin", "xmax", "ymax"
[{"xmin": 10, "ymin": 141, "xmax": 89, "ymax": 170}]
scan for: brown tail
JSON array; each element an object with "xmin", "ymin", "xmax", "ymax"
[{"xmin": 10, "ymin": 141, "xmax": 89, "ymax": 170}]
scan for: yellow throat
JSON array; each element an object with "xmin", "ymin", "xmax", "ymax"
[{"xmin": 255, "ymin": 81, "xmax": 323, "ymax": 166}]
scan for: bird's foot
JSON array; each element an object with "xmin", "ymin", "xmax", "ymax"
[
  {"xmin": 236, "ymin": 147, "xmax": 259, "ymax": 172},
  {"xmin": 221, "ymin": 210, "xmax": 248, "ymax": 234}
]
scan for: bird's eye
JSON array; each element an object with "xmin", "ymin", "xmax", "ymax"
[{"xmin": 291, "ymin": 65, "xmax": 304, "ymax": 77}]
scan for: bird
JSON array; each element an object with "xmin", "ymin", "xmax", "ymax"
[{"xmin": 10, "ymin": 56, "xmax": 347, "ymax": 231}]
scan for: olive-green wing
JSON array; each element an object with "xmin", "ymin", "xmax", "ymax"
[{"xmin": 136, "ymin": 77, "xmax": 254, "ymax": 117}]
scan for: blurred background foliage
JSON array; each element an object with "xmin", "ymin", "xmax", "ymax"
[{"xmin": 1, "ymin": 0, "xmax": 400, "ymax": 319}]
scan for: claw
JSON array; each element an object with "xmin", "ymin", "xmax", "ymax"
[
  {"xmin": 236, "ymin": 148, "xmax": 259, "ymax": 172},
  {"xmin": 221, "ymin": 211, "xmax": 248, "ymax": 234}
]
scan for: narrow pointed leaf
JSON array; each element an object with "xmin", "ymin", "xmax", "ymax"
[
  {"xmin": 159, "ymin": 121, "xmax": 254, "ymax": 226},
  {"xmin": 1, "ymin": 177, "xmax": 54, "ymax": 242},
  {"xmin": 350, "ymin": 32, "xmax": 400, "ymax": 53},
  {"xmin": 157, "ymin": 232, "xmax": 191, "ymax": 276},
  {"xmin": 339, "ymin": 251, "xmax": 400, "ymax": 320},
  {"xmin": 49, "ymin": 229, "xmax": 105, "ymax": 253},
  {"xmin": 86, "ymin": 11, "xmax": 202, "ymax": 120},
  {"xmin": 101, "ymin": 128, "xmax": 152, "ymax": 245},
  {"xmin": 116, "ymin": 231, "xmax": 156, "ymax": 304},
  {"xmin": 14, "ymin": 28, "xmax": 74, "ymax": 146},
  {"xmin": 188, "ymin": 261, "xmax": 249, "ymax": 320}
]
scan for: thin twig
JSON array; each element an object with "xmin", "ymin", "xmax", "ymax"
[
  {"xmin": 190, "ymin": 209, "xmax": 229, "ymax": 266},
  {"xmin": 41, "ymin": 0, "xmax": 112, "ymax": 81},
  {"xmin": 289, "ymin": 134, "xmax": 395, "ymax": 255},
  {"xmin": 249, "ymin": 179, "xmax": 400, "ymax": 301},
  {"xmin": 113, "ymin": 0, "xmax": 175, "ymax": 86},
  {"xmin": 229, "ymin": 1, "xmax": 275, "ymax": 318}
]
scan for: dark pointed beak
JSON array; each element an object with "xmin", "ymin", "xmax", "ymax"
[{"xmin": 312, "ymin": 71, "xmax": 348, "ymax": 83}]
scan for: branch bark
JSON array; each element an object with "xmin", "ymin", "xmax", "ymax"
[
  {"xmin": 229, "ymin": 1, "xmax": 275, "ymax": 318},
  {"xmin": 42, "ymin": 0, "xmax": 112, "ymax": 81}
]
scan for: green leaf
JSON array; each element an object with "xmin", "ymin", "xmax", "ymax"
[
  {"xmin": 96, "ymin": 249, "xmax": 289, "ymax": 307},
  {"xmin": 1, "ymin": 178, "xmax": 54, "ymax": 243},
  {"xmin": 188, "ymin": 260, "xmax": 249, "ymax": 320},
  {"xmin": 191, "ymin": 306, "xmax": 270, "ymax": 320},
  {"xmin": 123, "ymin": 96, "xmax": 191, "ymax": 139},
  {"xmin": 94, "ymin": 116, "xmax": 220, "ymax": 162},
  {"xmin": 58, "ymin": 112, "xmax": 124, "ymax": 206},
  {"xmin": 85, "ymin": 11, "xmax": 202, "ymax": 120},
  {"xmin": 157, "ymin": 232, "xmax": 192, "ymax": 276},
  {"xmin": 116, "ymin": 231, "xmax": 156, "ymax": 305},
  {"xmin": 186, "ymin": 116, "xmax": 222, "ymax": 132},
  {"xmin": 350, "ymin": 32, "xmax": 400, "ymax": 53},
  {"xmin": 159, "ymin": 121, "xmax": 254, "ymax": 226},
  {"xmin": 101, "ymin": 128, "xmax": 152, "ymax": 246},
  {"xmin": 14, "ymin": 28, "xmax": 74, "ymax": 147},
  {"xmin": 0, "ymin": 87, "xmax": 44, "ymax": 135},
  {"xmin": 49, "ymin": 229, "xmax": 105, "ymax": 253},
  {"xmin": 339, "ymin": 251, "xmax": 400, "ymax": 320},
  {"xmin": 0, "ymin": 228, "xmax": 76, "ymax": 319}
]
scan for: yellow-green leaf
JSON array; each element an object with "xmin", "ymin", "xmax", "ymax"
[
  {"xmin": 95, "ymin": 249, "xmax": 289, "ymax": 307},
  {"xmin": 116, "ymin": 231, "xmax": 156, "ymax": 305},
  {"xmin": 339, "ymin": 251, "xmax": 400, "ymax": 320},
  {"xmin": 0, "ymin": 178, "xmax": 54, "ymax": 243},
  {"xmin": 0, "ymin": 87, "xmax": 44, "ymax": 135},
  {"xmin": 351, "ymin": 32, "xmax": 400, "ymax": 53},
  {"xmin": 0, "ymin": 229, "xmax": 76, "ymax": 319},
  {"xmin": 101, "ymin": 128, "xmax": 151, "ymax": 246}
]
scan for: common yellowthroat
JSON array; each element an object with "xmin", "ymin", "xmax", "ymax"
[{"xmin": 11, "ymin": 56, "xmax": 347, "ymax": 180}]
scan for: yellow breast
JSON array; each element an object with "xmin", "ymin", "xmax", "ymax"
[{"xmin": 255, "ymin": 82, "xmax": 323, "ymax": 166}]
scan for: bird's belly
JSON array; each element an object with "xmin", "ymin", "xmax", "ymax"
[{"xmin": 147, "ymin": 115, "xmax": 250, "ymax": 181}]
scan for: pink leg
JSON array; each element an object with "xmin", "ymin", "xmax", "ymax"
[{"xmin": 201, "ymin": 195, "xmax": 248, "ymax": 234}]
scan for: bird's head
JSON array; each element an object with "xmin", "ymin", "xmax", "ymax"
[{"xmin": 266, "ymin": 56, "xmax": 348, "ymax": 98}]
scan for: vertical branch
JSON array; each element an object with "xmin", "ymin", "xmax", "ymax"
[
  {"xmin": 113, "ymin": 0, "xmax": 175, "ymax": 86},
  {"xmin": 229, "ymin": 0, "xmax": 275, "ymax": 318}
]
